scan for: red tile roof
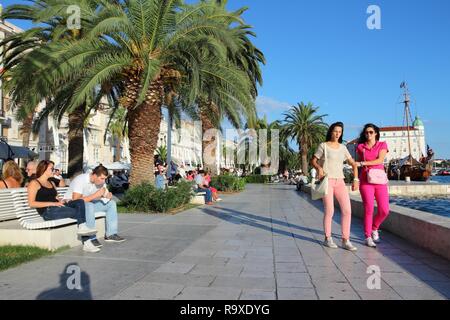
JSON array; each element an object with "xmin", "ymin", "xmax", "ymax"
[{"xmin": 379, "ymin": 126, "xmax": 416, "ymax": 132}]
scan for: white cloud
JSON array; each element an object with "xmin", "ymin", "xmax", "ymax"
[{"xmin": 256, "ymin": 96, "xmax": 291, "ymax": 115}]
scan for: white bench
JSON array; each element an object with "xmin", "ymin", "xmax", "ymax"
[
  {"xmin": 0, "ymin": 187, "xmax": 106, "ymax": 230},
  {"xmin": 0, "ymin": 189, "xmax": 19, "ymax": 221}
]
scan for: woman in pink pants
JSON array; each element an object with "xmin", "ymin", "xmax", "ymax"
[
  {"xmin": 356, "ymin": 124, "xmax": 390, "ymax": 248},
  {"xmin": 311, "ymin": 122, "xmax": 359, "ymax": 251}
]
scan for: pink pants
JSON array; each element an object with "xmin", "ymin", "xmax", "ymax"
[
  {"xmin": 322, "ymin": 179, "xmax": 352, "ymax": 240},
  {"xmin": 359, "ymin": 183, "xmax": 390, "ymax": 238}
]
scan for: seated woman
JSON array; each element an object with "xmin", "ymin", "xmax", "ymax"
[
  {"xmin": 27, "ymin": 160, "xmax": 97, "ymax": 237},
  {"xmin": 204, "ymin": 171, "xmax": 222, "ymax": 202},
  {"xmin": 0, "ymin": 160, "xmax": 24, "ymax": 189}
]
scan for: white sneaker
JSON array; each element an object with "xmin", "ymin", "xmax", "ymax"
[
  {"xmin": 366, "ymin": 237, "xmax": 377, "ymax": 248},
  {"xmin": 372, "ymin": 230, "xmax": 380, "ymax": 243},
  {"xmin": 216, "ymin": 198, "xmax": 223, "ymax": 202},
  {"xmin": 77, "ymin": 223, "xmax": 97, "ymax": 236},
  {"xmin": 83, "ymin": 240, "xmax": 101, "ymax": 253},
  {"xmin": 342, "ymin": 240, "xmax": 358, "ymax": 252},
  {"xmin": 323, "ymin": 237, "xmax": 338, "ymax": 249}
]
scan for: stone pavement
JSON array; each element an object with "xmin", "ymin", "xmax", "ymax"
[{"xmin": 0, "ymin": 184, "xmax": 449, "ymax": 300}]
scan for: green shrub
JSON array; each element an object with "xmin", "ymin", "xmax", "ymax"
[
  {"xmin": 211, "ymin": 175, "xmax": 246, "ymax": 192},
  {"xmin": 120, "ymin": 181, "xmax": 195, "ymax": 213},
  {"xmin": 344, "ymin": 169, "xmax": 355, "ymax": 184},
  {"xmin": 245, "ymin": 175, "xmax": 271, "ymax": 184}
]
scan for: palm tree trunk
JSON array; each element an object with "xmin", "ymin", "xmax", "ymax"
[
  {"xmin": 301, "ymin": 146, "xmax": 309, "ymax": 176},
  {"xmin": 20, "ymin": 112, "xmax": 33, "ymax": 148},
  {"xmin": 127, "ymin": 80, "xmax": 163, "ymax": 185},
  {"xmin": 115, "ymin": 137, "xmax": 121, "ymax": 162},
  {"xmin": 68, "ymin": 104, "xmax": 86, "ymax": 178},
  {"xmin": 201, "ymin": 101, "xmax": 219, "ymax": 176}
]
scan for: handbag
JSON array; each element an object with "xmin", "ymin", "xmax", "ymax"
[
  {"xmin": 311, "ymin": 143, "xmax": 329, "ymax": 200},
  {"xmin": 363, "ymin": 149, "xmax": 388, "ymax": 185}
]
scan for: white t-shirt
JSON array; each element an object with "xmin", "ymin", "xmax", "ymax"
[
  {"xmin": 314, "ymin": 143, "xmax": 352, "ymax": 179},
  {"xmin": 64, "ymin": 173, "xmax": 103, "ymax": 200}
]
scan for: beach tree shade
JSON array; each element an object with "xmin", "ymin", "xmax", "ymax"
[{"xmin": 282, "ymin": 102, "xmax": 328, "ymax": 175}]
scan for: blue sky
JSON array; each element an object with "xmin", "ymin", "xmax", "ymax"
[{"xmin": 2, "ymin": 0, "xmax": 450, "ymax": 158}]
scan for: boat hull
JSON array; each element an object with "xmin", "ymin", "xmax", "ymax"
[{"xmin": 388, "ymin": 164, "xmax": 432, "ymax": 182}]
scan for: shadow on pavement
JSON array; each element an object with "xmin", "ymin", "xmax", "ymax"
[
  {"xmin": 36, "ymin": 263, "xmax": 93, "ymax": 300},
  {"xmin": 201, "ymin": 207, "xmax": 320, "ymax": 245}
]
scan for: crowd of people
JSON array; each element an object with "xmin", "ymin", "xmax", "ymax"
[
  {"xmin": 0, "ymin": 159, "xmax": 126, "ymax": 253},
  {"xmin": 0, "ymin": 121, "xmax": 391, "ymax": 254},
  {"xmin": 154, "ymin": 160, "xmax": 222, "ymax": 205}
]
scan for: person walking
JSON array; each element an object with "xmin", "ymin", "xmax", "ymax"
[
  {"xmin": 355, "ymin": 124, "xmax": 390, "ymax": 248},
  {"xmin": 311, "ymin": 122, "xmax": 359, "ymax": 251}
]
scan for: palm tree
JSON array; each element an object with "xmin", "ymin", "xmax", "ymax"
[
  {"xmin": 2, "ymin": 0, "xmax": 259, "ymax": 185},
  {"xmin": 156, "ymin": 145, "xmax": 168, "ymax": 164},
  {"xmin": 107, "ymin": 107, "xmax": 128, "ymax": 162},
  {"xmin": 196, "ymin": 0, "xmax": 265, "ymax": 175},
  {"xmin": 0, "ymin": 0, "xmax": 117, "ymax": 177},
  {"xmin": 282, "ymin": 102, "xmax": 328, "ymax": 175}
]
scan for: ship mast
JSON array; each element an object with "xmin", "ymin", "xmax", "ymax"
[{"xmin": 401, "ymin": 81, "xmax": 413, "ymax": 164}]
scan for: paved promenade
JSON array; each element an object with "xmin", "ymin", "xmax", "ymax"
[{"xmin": 0, "ymin": 184, "xmax": 449, "ymax": 300}]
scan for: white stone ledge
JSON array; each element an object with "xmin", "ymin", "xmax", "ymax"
[{"xmin": 0, "ymin": 217, "xmax": 106, "ymax": 251}]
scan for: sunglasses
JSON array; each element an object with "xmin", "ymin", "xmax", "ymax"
[{"xmin": 365, "ymin": 131, "xmax": 376, "ymax": 135}]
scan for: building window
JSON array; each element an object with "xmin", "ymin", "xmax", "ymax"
[{"xmin": 94, "ymin": 148, "xmax": 99, "ymax": 162}]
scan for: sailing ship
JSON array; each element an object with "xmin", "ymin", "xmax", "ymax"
[{"xmin": 387, "ymin": 82, "xmax": 434, "ymax": 182}]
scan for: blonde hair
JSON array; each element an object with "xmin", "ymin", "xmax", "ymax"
[{"xmin": 2, "ymin": 161, "xmax": 24, "ymax": 185}]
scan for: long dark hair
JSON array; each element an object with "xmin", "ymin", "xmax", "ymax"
[
  {"xmin": 36, "ymin": 160, "xmax": 54, "ymax": 179},
  {"xmin": 358, "ymin": 123, "xmax": 381, "ymax": 144},
  {"xmin": 326, "ymin": 122, "xmax": 344, "ymax": 144}
]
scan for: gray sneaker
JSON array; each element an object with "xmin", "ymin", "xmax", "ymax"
[
  {"xmin": 105, "ymin": 234, "xmax": 126, "ymax": 243},
  {"xmin": 366, "ymin": 237, "xmax": 377, "ymax": 248},
  {"xmin": 342, "ymin": 240, "xmax": 358, "ymax": 252},
  {"xmin": 323, "ymin": 237, "xmax": 338, "ymax": 249},
  {"xmin": 83, "ymin": 240, "xmax": 101, "ymax": 253},
  {"xmin": 91, "ymin": 239, "xmax": 103, "ymax": 248},
  {"xmin": 372, "ymin": 230, "xmax": 381, "ymax": 243}
]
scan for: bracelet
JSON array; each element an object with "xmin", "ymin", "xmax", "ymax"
[{"xmin": 353, "ymin": 178, "xmax": 360, "ymax": 182}]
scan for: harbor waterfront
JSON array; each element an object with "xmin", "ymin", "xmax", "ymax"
[
  {"xmin": 390, "ymin": 196, "xmax": 450, "ymax": 218},
  {"xmin": 389, "ymin": 176, "xmax": 450, "ymax": 218}
]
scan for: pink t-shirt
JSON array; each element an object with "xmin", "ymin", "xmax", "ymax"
[{"xmin": 356, "ymin": 141, "xmax": 389, "ymax": 182}]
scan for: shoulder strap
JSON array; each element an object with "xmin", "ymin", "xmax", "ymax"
[
  {"xmin": 323, "ymin": 143, "xmax": 328, "ymax": 174},
  {"xmin": 1, "ymin": 179, "xmax": 8, "ymax": 189},
  {"xmin": 36, "ymin": 179, "xmax": 43, "ymax": 187}
]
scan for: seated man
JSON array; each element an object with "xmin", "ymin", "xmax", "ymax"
[
  {"xmin": 65, "ymin": 165, "xmax": 125, "ymax": 252},
  {"xmin": 48, "ymin": 168, "xmax": 66, "ymax": 187},
  {"xmin": 23, "ymin": 160, "xmax": 39, "ymax": 187},
  {"xmin": 195, "ymin": 170, "xmax": 213, "ymax": 205}
]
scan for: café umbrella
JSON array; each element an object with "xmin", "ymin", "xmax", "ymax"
[{"xmin": 0, "ymin": 141, "xmax": 38, "ymax": 160}]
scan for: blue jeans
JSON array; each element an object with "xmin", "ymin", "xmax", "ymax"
[
  {"xmin": 42, "ymin": 199, "xmax": 86, "ymax": 225},
  {"xmin": 84, "ymin": 200, "xmax": 119, "ymax": 238},
  {"xmin": 196, "ymin": 188, "xmax": 212, "ymax": 203}
]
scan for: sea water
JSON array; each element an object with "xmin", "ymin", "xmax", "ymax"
[{"xmin": 390, "ymin": 176, "xmax": 450, "ymax": 218}]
